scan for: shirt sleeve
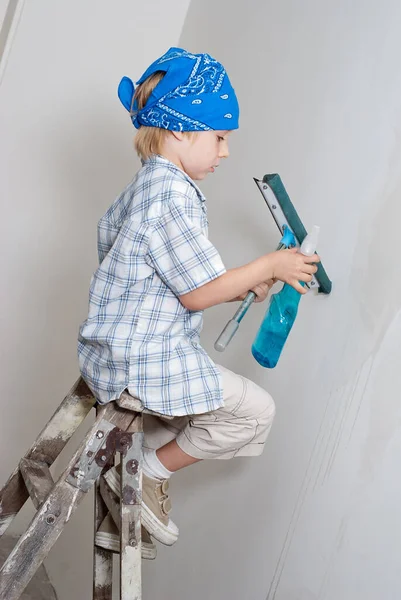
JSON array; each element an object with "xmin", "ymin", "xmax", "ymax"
[{"xmin": 146, "ymin": 194, "xmax": 226, "ymax": 296}]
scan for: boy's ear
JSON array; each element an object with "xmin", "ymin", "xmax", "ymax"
[{"xmin": 170, "ymin": 130, "xmax": 185, "ymax": 141}]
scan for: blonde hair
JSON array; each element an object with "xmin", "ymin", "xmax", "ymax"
[{"xmin": 133, "ymin": 71, "xmax": 197, "ymax": 160}]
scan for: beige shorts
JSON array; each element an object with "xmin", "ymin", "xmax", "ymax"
[{"xmin": 143, "ymin": 364, "xmax": 276, "ymax": 460}]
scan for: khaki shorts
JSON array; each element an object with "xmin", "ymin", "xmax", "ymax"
[{"xmin": 143, "ymin": 364, "xmax": 276, "ymax": 460}]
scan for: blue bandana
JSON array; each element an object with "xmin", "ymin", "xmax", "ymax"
[{"xmin": 117, "ymin": 47, "xmax": 239, "ymax": 132}]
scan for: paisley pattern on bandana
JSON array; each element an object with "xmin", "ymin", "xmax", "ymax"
[{"xmin": 118, "ymin": 47, "xmax": 239, "ymax": 132}]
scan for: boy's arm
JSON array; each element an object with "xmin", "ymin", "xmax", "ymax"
[
  {"xmin": 179, "ymin": 250, "xmax": 320, "ymax": 311},
  {"xmin": 179, "ymin": 255, "xmax": 276, "ymax": 311},
  {"xmin": 146, "ymin": 193, "xmax": 319, "ymax": 312}
]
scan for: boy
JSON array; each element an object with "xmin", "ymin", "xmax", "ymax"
[{"xmin": 78, "ymin": 47, "xmax": 319, "ymax": 557}]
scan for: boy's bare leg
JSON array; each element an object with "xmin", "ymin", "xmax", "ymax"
[{"xmin": 156, "ymin": 440, "xmax": 200, "ymax": 472}]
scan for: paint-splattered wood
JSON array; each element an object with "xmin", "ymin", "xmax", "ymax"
[
  {"xmin": 19, "ymin": 458, "xmax": 54, "ymax": 509},
  {"xmin": 99, "ymin": 477, "xmax": 120, "ymax": 526},
  {"xmin": 0, "ymin": 378, "xmax": 95, "ymax": 537},
  {"xmin": 93, "ymin": 404, "xmax": 113, "ymax": 600},
  {"xmin": 0, "ymin": 402, "xmax": 135, "ymax": 600},
  {"xmin": 117, "ymin": 391, "xmax": 174, "ymax": 419},
  {"xmin": 0, "ymin": 535, "xmax": 58, "ymax": 600},
  {"xmin": 119, "ymin": 415, "xmax": 143, "ymax": 600},
  {"xmin": 93, "ymin": 477, "xmax": 113, "ymax": 600}
]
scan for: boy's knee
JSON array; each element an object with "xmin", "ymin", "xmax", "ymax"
[
  {"xmin": 254, "ymin": 387, "xmax": 276, "ymax": 425},
  {"xmin": 232, "ymin": 378, "xmax": 276, "ymax": 424}
]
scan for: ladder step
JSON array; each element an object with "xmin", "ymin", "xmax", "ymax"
[
  {"xmin": 0, "ymin": 377, "xmax": 95, "ymax": 537},
  {"xmin": 19, "ymin": 458, "xmax": 54, "ymax": 509}
]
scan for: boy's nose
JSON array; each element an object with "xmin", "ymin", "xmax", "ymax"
[{"xmin": 219, "ymin": 140, "xmax": 230, "ymax": 159}]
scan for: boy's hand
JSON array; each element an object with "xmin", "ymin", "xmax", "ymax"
[
  {"xmin": 235, "ymin": 279, "xmax": 276, "ymax": 303},
  {"xmin": 270, "ymin": 248, "xmax": 320, "ymax": 294},
  {"xmin": 251, "ymin": 279, "xmax": 276, "ymax": 303}
]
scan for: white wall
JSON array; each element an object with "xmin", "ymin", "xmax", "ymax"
[
  {"xmin": 3, "ymin": 2, "xmax": 401, "ymax": 599},
  {"xmin": 146, "ymin": 1, "xmax": 401, "ymax": 599},
  {"xmin": 0, "ymin": 2, "xmax": 190, "ymax": 598}
]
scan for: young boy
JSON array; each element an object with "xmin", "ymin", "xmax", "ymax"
[{"xmin": 78, "ymin": 47, "xmax": 319, "ymax": 557}]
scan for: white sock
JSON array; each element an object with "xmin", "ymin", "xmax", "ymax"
[{"xmin": 143, "ymin": 449, "xmax": 173, "ymax": 481}]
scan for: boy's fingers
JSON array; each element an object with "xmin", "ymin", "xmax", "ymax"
[
  {"xmin": 304, "ymin": 253, "xmax": 320, "ymax": 263},
  {"xmin": 258, "ymin": 279, "xmax": 273, "ymax": 288},
  {"xmin": 252, "ymin": 285, "xmax": 265, "ymax": 298},
  {"xmin": 291, "ymin": 280, "xmax": 307, "ymax": 294},
  {"xmin": 303, "ymin": 264, "xmax": 318, "ymax": 275},
  {"xmin": 299, "ymin": 273, "xmax": 313, "ymax": 283}
]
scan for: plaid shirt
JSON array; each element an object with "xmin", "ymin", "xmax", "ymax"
[{"xmin": 78, "ymin": 155, "xmax": 226, "ymax": 415}]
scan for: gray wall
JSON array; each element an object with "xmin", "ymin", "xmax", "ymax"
[
  {"xmin": 2, "ymin": 1, "xmax": 401, "ymax": 599},
  {"xmin": 163, "ymin": 1, "xmax": 401, "ymax": 599}
]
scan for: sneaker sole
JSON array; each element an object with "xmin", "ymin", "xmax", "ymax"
[
  {"xmin": 95, "ymin": 532, "xmax": 157, "ymax": 560},
  {"xmin": 104, "ymin": 469, "xmax": 179, "ymax": 546}
]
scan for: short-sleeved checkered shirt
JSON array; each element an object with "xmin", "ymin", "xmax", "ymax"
[{"xmin": 78, "ymin": 155, "xmax": 226, "ymax": 416}]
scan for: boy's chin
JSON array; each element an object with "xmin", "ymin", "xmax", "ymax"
[
  {"xmin": 185, "ymin": 168, "xmax": 209, "ymax": 181},
  {"xmin": 195, "ymin": 171, "xmax": 209, "ymax": 181}
]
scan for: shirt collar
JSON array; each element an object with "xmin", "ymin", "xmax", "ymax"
[{"xmin": 142, "ymin": 154, "xmax": 206, "ymax": 203}]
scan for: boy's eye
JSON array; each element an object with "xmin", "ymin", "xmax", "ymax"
[{"xmin": 217, "ymin": 136, "xmax": 225, "ymax": 142}]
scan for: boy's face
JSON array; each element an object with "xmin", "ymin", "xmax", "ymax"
[{"xmin": 179, "ymin": 130, "xmax": 231, "ymax": 181}]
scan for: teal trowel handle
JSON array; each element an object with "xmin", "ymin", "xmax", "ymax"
[{"xmin": 214, "ymin": 291, "xmax": 256, "ymax": 351}]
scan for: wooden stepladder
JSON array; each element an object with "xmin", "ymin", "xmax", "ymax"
[{"xmin": 0, "ymin": 378, "xmax": 145, "ymax": 600}]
